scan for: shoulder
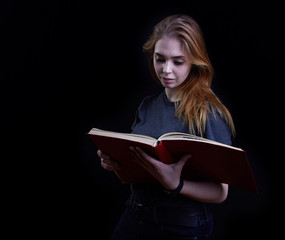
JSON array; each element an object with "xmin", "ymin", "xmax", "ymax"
[
  {"xmin": 137, "ymin": 92, "xmax": 164, "ymax": 110},
  {"xmin": 205, "ymin": 109, "xmax": 232, "ymax": 145},
  {"xmin": 131, "ymin": 92, "xmax": 165, "ymax": 134},
  {"xmin": 132, "ymin": 92, "xmax": 162, "ymax": 122}
]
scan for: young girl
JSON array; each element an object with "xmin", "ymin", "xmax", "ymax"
[{"xmin": 98, "ymin": 14, "xmax": 235, "ymax": 240}]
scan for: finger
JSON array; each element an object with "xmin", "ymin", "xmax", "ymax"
[
  {"xmin": 101, "ymin": 158, "xmax": 117, "ymax": 165},
  {"xmin": 133, "ymin": 146, "xmax": 161, "ymax": 171},
  {"xmin": 134, "ymin": 146, "xmax": 148, "ymax": 159},
  {"xmin": 129, "ymin": 146, "xmax": 144, "ymax": 162},
  {"xmin": 176, "ymin": 154, "xmax": 192, "ymax": 169},
  {"xmin": 129, "ymin": 146, "xmax": 149, "ymax": 168},
  {"xmin": 101, "ymin": 159, "xmax": 121, "ymax": 171},
  {"xmin": 135, "ymin": 147, "xmax": 161, "ymax": 166},
  {"xmin": 101, "ymin": 161, "xmax": 115, "ymax": 171},
  {"xmin": 97, "ymin": 150, "xmax": 110, "ymax": 160}
]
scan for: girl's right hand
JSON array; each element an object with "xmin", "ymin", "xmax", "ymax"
[{"xmin": 97, "ymin": 150, "xmax": 121, "ymax": 171}]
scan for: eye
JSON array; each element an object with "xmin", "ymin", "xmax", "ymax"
[
  {"xmin": 174, "ymin": 61, "xmax": 184, "ymax": 66},
  {"xmin": 155, "ymin": 58, "xmax": 165, "ymax": 63}
]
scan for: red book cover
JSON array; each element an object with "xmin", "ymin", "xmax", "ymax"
[
  {"xmin": 87, "ymin": 128, "xmax": 258, "ymax": 193},
  {"xmin": 160, "ymin": 139, "xmax": 257, "ymax": 192}
]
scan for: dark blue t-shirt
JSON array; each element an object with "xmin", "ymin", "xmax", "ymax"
[{"xmin": 131, "ymin": 91, "xmax": 232, "ymax": 208}]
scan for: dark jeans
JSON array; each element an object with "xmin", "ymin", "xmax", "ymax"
[{"xmin": 110, "ymin": 202, "xmax": 213, "ymax": 240}]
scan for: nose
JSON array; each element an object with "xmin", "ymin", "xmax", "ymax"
[{"xmin": 163, "ymin": 61, "xmax": 172, "ymax": 74}]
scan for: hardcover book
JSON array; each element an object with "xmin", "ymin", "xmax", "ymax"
[{"xmin": 87, "ymin": 128, "xmax": 258, "ymax": 192}]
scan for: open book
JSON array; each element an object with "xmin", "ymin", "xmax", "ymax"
[{"xmin": 87, "ymin": 128, "xmax": 258, "ymax": 192}]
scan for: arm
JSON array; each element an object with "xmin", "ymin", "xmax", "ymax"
[
  {"xmin": 129, "ymin": 146, "xmax": 228, "ymax": 204},
  {"xmin": 180, "ymin": 181, "xmax": 228, "ymax": 204}
]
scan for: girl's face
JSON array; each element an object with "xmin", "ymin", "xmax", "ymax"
[{"xmin": 153, "ymin": 37, "xmax": 192, "ymax": 92}]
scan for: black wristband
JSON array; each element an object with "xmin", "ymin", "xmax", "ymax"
[{"xmin": 163, "ymin": 178, "xmax": 184, "ymax": 197}]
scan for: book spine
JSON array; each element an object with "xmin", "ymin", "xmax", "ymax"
[{"xmin": 155, "ymin": 141, "xmax": 173, "ymax": 164}]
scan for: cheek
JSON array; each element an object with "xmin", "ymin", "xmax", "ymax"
[
  {"xmin": 153, "ymin": 63, "xmax": 162, "ymax": 75},
  {"xmin": 182, "ymin": 65, "xmax": 192, "ymax": 78},
  {"xmin": 177, "ymin": 67, "xmax": 190, "ymax": 78}
]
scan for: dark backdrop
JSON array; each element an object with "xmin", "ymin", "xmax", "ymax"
[{"xmin": 1, "ymin": 0, "xmax": 284, "ymax": 239}]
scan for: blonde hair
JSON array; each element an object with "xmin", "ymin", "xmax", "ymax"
[{"xmin": 143, "ymin": 14, "xmax": 235, "ymax": 137}]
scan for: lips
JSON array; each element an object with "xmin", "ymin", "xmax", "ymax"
[{"xmin": 162, "ymin": 77, "xmax": 174, "ymax": 83}]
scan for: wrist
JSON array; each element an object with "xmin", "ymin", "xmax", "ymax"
[{"xmin": 163, "ymin": 178, "xmax": 184, "ymax": 197}]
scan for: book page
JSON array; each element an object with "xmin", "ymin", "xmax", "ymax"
[
  {"xmin": 158, "ymin": 132, "xmax": 242, "ymax": 151},
  {"xmin": 89, "ymin": 128, "xmax": 157, "ymax": 146},
  {"xmin": 159, "ymin": 132, "xmax": 204, "ymax": 140}
]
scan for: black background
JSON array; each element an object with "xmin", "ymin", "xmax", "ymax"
[{"xmin": 1, "ymin": 0, "xmax": 284, "ymax": 239}]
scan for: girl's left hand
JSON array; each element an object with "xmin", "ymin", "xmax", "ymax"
[{"xmin": 129, "ymin": 146, "xmax": 191, "ymax": 190}]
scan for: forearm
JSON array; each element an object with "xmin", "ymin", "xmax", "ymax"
[
  {"xmin": 129, "ymin": 147, "xmax": 228, "ymax": 204},
  {"xmin": 180, "ymin": 180, "xmax": 228, "ymax": 204}
]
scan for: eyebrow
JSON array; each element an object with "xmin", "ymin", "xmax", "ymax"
[{"xmin": 155, "ymin": 52, "xmax": 185, "ymax": 59}]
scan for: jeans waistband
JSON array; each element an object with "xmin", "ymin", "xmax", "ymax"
[{"xmin": 129, "ymin": 198, "xmax": 210, "ymax": 227}]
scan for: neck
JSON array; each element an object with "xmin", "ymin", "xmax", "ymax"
[{"xmin": 165, "ymin": 88, "xmax": 179, "ymax": 102}]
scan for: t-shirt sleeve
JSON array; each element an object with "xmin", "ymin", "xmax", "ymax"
[
  {"xmin": 131, "ymin": 97, "xmax": 148, "ymax": 132},
  {"xmin": 205, "ymin": 111, "xmax": 232, "ymax": 145}
]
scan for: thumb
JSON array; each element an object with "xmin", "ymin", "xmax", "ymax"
[{"xmin": 177, "ymin": 154, "xmax": 192, "ymax": 169}]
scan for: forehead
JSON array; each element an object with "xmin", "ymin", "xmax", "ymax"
[{"xmin": 154, "ymin": 37, "xmax": 185, "ymax": 58}]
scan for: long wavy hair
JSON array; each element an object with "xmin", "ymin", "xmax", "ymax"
[{"xmin": 143, "ymin": 14, "xmax": 235, "ymax": 137}]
